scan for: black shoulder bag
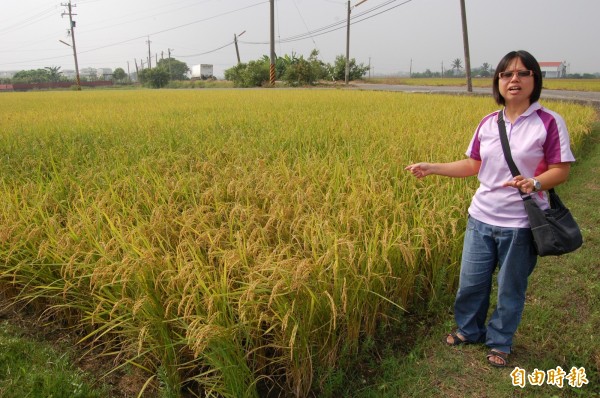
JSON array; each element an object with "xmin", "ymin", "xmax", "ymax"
[{"xmin": 497, "ymin": 111, "xmax": 583, "ymax": 257}]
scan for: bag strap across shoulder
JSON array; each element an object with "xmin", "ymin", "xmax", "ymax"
[
  {"xmin": 496, "ymin": 110, "xmax": 556, "ymax": 199},
  {"xmin": 497, "ymin": 111, "xmax": 521, "ymax": 179}
]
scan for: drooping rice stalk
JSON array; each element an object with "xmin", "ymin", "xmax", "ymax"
[{"xmin": 0, "ymin": 89, "xmax": 594, "ymax": 397}]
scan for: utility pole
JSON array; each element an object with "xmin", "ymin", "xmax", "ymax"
[
  {"xmin": 345, "ymin": 1, "xmax": 351, "ymax": 84},
  {"xmin": 345, "ymin": 0, "xmax": 368, "ymax": 84},
  {"xmin": 234, "ymin": 31, "xmax": 246, "ymax": 64},
  {"xmin": 127, "ymin": 61, "xmax": 131, "ymax": 82},
  {"xmin": 459, "ymin": 0, "xmax": 472, "ymax": 92},
  {"xmin": 61, "ymin": 0, "xmax": 81, "ymax": 90},
  {"xmin": 269, "ymin": 0, "xmax": 276, "ymax": 85},
  {"xmin": 146, "ymin": 36, "xmax": 152, "ymax": 69},
  {"xmin": 234, "ymin": 33, "xmax": 241, "ymax": 64},
  {"xmin": 168, "ymin": 48, "xmax": 173, "ymax": 79}
]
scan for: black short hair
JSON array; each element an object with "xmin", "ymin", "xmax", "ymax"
[{"xmin": 492, "ymin": 50, "xmax": 543, "ymax": 106}]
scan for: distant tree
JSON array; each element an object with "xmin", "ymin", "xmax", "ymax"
[
  {"xmin": 224, "ymin": 59, "xmax": 270, "ymax": 87},
  {"xmin": 451, "ymin": 58, "xmax": 463, "ymax": 75},
  {"xmin": 113, "ymin": 67, "xmax": 127, "ymax": 82},
  {"xmin": 156, "ymin": 57, "xmax": 189, "ymax": 80},
  {"xmin": 224, "ymin": 62, "xmax": 247, "ymax": 85},
  {"xmin": 281, "ymin": 50, "xmax": 327, "ymax": 86},
  {"xmin": 138, "ymin": 68, "xmax": 170, "ymax": 88},
  {"xmin": 273, "ymin": 55, "xmax": 287, "ymax": 79},
  {"xmin": 273, "ymin": 53, "xmax": 294, "ymax": 79},
  {"xmin": 308, "ymin": 49, "xmax": 327, "ymax": 80},
  {"xmin": 12, "ymin": 69, "xmax": 51, "ymax": 83},
  {"xmin": 480, "ymin": 62, "xmax": 491, "ymax": 77},
  {"xmin": 282, "ymin": 57, "xmax": 315, "ymax": 86},
  {"xmin": 224, "ymin": 50, "xmax": 351, "ymax": 87},
  {"xmin": 44, "ymin": 66, "xmax": 63, "ymax": 82},
  {"xmin": 327, "ymin": 55, "xmax": 369, "ymax": 81},
  {"xmin": 411, "ymin": 69, "xmax": 440, "ymax": 78}
]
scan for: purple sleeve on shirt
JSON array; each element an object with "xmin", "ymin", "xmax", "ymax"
[
  {"xmin": 469, "ymin": 131, "xmax": 481, "ymax": 160},
  {"xmin": 537, "ymin": 109, "xmax": 564, "ymax": 164},
  {"xmin": 468, "ymin": 112, "xmax": 497, "ymax": 161}
]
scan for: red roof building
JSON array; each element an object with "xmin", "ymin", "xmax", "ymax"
[{"xmin": 539, "ymin": 61, "xmax": 567, "ymax": 78}]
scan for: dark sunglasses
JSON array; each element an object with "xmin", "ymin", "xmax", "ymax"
[{"xmin": 498, "ymin": 70, "xmax": 534, "ymax": 80}]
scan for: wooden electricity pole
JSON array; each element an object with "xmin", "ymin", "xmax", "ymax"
[
  {"xmin": 234, "ymin": 31, "xmax": 246, "ymax": 65},
  {"xmin": 168, "ymin": 48, "xmax": 173, "ymax": 79},
  {"xmin": 345, "ymin": 0, "xmax": 368, "ymax": 84},
  {"xmin": 459, "ymin": 0, "xmax": 472, "ymax": 92},
  {"xmin": 146, "ymin": 36, "xmax": 152, "ymax": 69},
  {"xmin": 61, "ymin": 0, "xmax": 81, "ymax": 89},
  {"xmin": 269, "ymin": 0, "xmax": 276, "ymax": 85}
]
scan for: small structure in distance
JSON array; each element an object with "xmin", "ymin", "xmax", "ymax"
[{"xmin": 191, "ymin": 64, "xmax": 214, "ymax": 80}]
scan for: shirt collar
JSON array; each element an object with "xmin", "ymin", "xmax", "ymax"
[
  {"xmin": 502, "ymin": 101, "xmax": 542, "ymax": 123},
  {"xmin": 522, "ymin": 101, "xmax": 542, "ymax": 117}
]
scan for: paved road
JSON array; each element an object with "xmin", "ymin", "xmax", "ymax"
[{"xmin": 351, "ymin": 83, "xmax": 600, "ymax": 107}]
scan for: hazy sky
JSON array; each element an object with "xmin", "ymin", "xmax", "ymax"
[{"xmin": 1, "ymin": 0, "xmax": 598, "ymax": 78}]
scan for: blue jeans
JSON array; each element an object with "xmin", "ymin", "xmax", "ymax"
[{"xmin": 454, "ymin": 217, "xmax": 537, "ymax": 353}]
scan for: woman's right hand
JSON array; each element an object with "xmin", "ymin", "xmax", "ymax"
[{"xmin": 405, "ymin": 163, "xmax": 433, "ymax": 179}]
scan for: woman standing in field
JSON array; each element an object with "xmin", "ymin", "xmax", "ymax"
[{"xmin": 405, "ymin": 50, "xmax": 575, "ymax": 367}]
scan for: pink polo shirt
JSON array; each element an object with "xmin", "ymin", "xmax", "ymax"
[{"xmin": 466, "ymin": 102, "xmax": 575, "ymax": 228}]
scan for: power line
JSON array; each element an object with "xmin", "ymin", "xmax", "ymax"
[
  {"xmin": 1, "ymin": 1, "xmax": 267, "ymax": 68},
  {"xmin": 177, "ymin": 41, "xmax": 235, "ymax": 58},
  {"xmin": 80, "ymin": 0, "xmax": 213, "ymax": 35},
  {"xmin": 242, "ymin": 0, "xmax": 412, "ymax": 45},
  {"xmin": 241, "ymin": 0, "xmax": 393, "ymax": 44},
  {"xmin": 292, "ymin": 0, "xmax": 318, "ymax": 47},
  {"xmin": 352, "ymin": 0, "xmax": 413, "ymax": 24},
  {"xmin": 1, "ymin": 0, "xmax": 412, "ymax": 70},
  {"xmin": 0, "ymin": 6, "xmax": 59, "ymax": 37},
  {"xmin": 77, "ymin": 2, "xmax": 266, "ymax": 55}
]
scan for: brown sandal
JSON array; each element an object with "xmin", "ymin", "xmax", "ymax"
[
  {"xmin": 444, "ymin": 332, "xmax": 468, "ymax": 346},
  {"xmin": 487, "ymin": 350, "xmax": 509, "ymax": 367}
]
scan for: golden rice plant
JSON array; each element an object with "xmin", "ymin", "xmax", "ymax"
[
  {"xmin": 365, "ymin": 77, "xmax": 600, "ymax": 92},
  {"xmin": 0, "ymin": 89, "xmax": 594, "ymax": 397}
]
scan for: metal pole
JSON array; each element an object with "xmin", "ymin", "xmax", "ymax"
[
  {"xmin": 233, "ymin": 31, "xmax": 245, "ymax": 65},
  {"xmin": 62, "ymin": 1, "xmax": 81, "ymax": 89},
  {"xmin": 234, "ymin": 34, "xmax": 241, "ymax": 64},
  {"xmin": 269, "ymin": 0, "xmax": 276, "ymax": 85},
  {"xmin": 345, "ymin": 0, "xmax": 351, "ymax": 84},
  {"xmin": 147, "ymin": 36, "xmax": 152, "ymax": 69},
  {"xmin": 460, "ymin": 0, "xmax": 472, "ymax": 92},
  {"xmin": 168, "ymin": 48, "xmax": 173, "ymax": 79}
]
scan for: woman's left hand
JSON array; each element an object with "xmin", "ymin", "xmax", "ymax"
[
  {"xmin": 503, "ymin": 163, "xmax": 571, "ymax": 194},
  {"xmin": 502, "ymin": 175, "xmax": 535, "ymax": 194}
]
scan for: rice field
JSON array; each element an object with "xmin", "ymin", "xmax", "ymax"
[
  {"xmin": 364, "ymin": 77, "xmax": 600, "ymax": 92},
  {"xmin": 0, "ymin": 89, "xmax": 595, "ymax": 397}
]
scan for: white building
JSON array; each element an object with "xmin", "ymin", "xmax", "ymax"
[
  {"xmin": 539, "ymin": 61, "xmax": 567, "ymax": 78},
  {"xmin": 62, "ymin": 69, "xmax": 77, "ymax": 79},
  {"xmin": 72, "ymin": 67, "xmax": 114, "ymax": 80},
  {"xmin": 0, "ymin": 71, "xmax": 17, "ymax": 79},
  {"xmin": 97, "ymin": 68, "xmax": 113, "ymax": 80}
]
